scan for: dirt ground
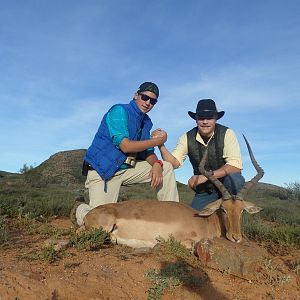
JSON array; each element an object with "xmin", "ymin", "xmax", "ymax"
[{"xmin": 0, "ymin": 218, "xmax": 299, "ymax": 300}]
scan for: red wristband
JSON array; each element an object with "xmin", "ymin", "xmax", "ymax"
[{"xmin": 154, "ymin": 160, "xmax": 163, "ymax": 168}]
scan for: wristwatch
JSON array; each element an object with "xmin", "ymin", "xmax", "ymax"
[{"xmin": 207, "ymin": 170, "xmax": 214, "ymax": 176}]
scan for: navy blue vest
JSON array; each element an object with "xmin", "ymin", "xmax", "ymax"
[{"xmin": 84, "ymin": 100, "xmax": 153, "ymax": 189}]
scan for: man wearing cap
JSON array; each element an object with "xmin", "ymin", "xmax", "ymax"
[
  {"xmin": 71, "ymin": 82, "xmax": 179, "ymax": 227},
  {"xmin": 155, "ymin": 99, "xmax": 245, "ymax": 210}
]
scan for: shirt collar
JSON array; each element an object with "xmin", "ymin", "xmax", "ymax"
[
  {"xmin": 130, "ymin": 99, "xmax": 145, "ymax": 120},
  {"xmin": 196, "ymin": 131, "xmax": 214, "ymax": 145}
]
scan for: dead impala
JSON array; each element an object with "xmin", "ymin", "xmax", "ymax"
[{"xmin": 81, "ymin": 135, "xmax": 264, "ymax": 248}]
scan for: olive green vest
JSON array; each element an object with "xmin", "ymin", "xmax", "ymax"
[{"xmin": 187, "ymin": 123, "xmax": 228, "ymax": 192}]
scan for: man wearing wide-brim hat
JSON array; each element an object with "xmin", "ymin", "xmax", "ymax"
[{"xmin": 155, "ymin": 99, "xmax": 245, "ymax": 210}]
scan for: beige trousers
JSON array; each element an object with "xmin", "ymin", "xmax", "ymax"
[{"xmin": 75, "ymin": 160, "xmax": 179, "ymax": 226}]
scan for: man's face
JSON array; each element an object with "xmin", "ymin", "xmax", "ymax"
[
  {"xmin": 196, "ymin": 115, "xmax": 217, "ymax": 137},
  {"xmin": 134, "ymin": 91, "xmax": 158, "ymax": 113}
]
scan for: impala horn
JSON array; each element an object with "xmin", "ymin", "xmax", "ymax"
[
  {"xmin": 199, "ymin": 147, "xmax": 232, "ymax": 200},
  {"xmin": 236, "ymin": 134, "xmax": 264, "ymax": 200}
]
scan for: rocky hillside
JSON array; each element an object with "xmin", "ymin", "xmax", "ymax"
[{"xmin": 22, "ymin": 149, "xmax": 86, "ymax": 186}]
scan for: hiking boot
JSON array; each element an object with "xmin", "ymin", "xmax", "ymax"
[{"xmin": 70, "ymin": 196, "xmax": 85, "ymax": 228}]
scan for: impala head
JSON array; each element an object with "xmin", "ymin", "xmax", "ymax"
[{"xmin": 197, "ymin": 134, "xmax": 264, "ymax": 243}]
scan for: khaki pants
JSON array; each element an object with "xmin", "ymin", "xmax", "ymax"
[{"xmin": 76, "ymin": 160, "xmax": 179, "ymax": 226}]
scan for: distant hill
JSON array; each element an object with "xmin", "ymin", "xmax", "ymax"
[
  {"xmin": 0, "ymin": 171, "xmax": 18, "ymax": 177},
  {"xmin": 22, "ymin": 149, "xmax": 86, "ymax": 186},
  {"xmin": 254, "ymin": 182, "xmax": 283, "ymax": 190},
  {"xmin": 14, "ymin": 149, "xmax": 283, "ymax": 199}
]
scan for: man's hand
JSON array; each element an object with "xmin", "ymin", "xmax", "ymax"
[
  {"xmin": 151, "ymin": 128, "xmax": 166, "ymax": 138},
  {"xmin": 149, "ymin": 163, "xmax": 163, "ymax": 188},
  {"xmin": 188, "ymin": 175, "xmax": 208, "ymax": 191},
  {"xmin": 151, "ymin": 128, "xmax": 167, "ymax": 145}
]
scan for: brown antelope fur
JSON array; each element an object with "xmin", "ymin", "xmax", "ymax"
[{"xmin": 82, "ymin": 135, "xmax": 264, "ymax": 248}]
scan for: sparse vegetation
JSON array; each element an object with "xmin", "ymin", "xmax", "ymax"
[
  {"xmin": 242, "ymin": 186, "xmax": 300, "ymax": 248},
  {"xmin": 145, "ymin": 267, "xmax": 182, "ymax": 300},
  {"xmin": 145, "ymin": 236, "xmax": 207, "ymax": 299},
  {"xmin": 242, "ymin": 214, "xmax": 300, "ymax": 247},
  {"xmin": 14, "ymin": 216, "xmax": 72, "ymax": 238},
  {"xmin": 70, "ymin": 228, "xmax": 111, "ymax": 251},
  {"xmin": 31, "ymin": 243, "xmax": 62, "ymax": 264},
  {"xmin": 154, "ymin": 235, "xmax": 193, "ymax": 261},
  {"xmin": 0, "ymin": 181, "xmax": 76, "ymax": 218},
  {"xmin": 259, "ymin": 258, "xmax": 292, "ymax": 285}
]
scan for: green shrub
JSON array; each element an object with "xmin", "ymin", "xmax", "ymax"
[
  {"xmin": 154, "ymin": 235, "xmax": 192, "ymax": 261},
  {"xmin": 31, "ymin": 244, "xmax": 61, "ymax": 264},
  {"xmin": 70, "ymin": 228, "xmax": 111, "ymax": 251},
  {"xmin": 19, "ymin": 163, "xmax": 35, "ymax": 174},
  {"xmin": 285, "ymin": 182, "xmax": 300, "ymax": 201}
]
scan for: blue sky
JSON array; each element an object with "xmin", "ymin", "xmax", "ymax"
[{"xmin": 1, "ymin": 0, "xmax": 299, "ymax": 187}]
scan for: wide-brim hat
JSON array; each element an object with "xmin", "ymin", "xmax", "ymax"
[{"xmin": 188, "ymin": 99, "xmax": 225, "ymax": 120}]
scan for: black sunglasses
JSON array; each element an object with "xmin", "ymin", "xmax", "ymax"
[{"xmin": 138, "ymin": 93, "xmax": 158, "ymax": 105}]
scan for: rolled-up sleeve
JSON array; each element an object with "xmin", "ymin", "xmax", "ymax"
[
  {"xmin": 223, "ymin": 129, "xmax": 243, "ymax": 169},
  {"xmin": 171, "ymin": 134, "xmax": 188, "ymax": 167}
]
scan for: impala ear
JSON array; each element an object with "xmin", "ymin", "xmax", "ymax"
[
  {"xmin": 243, "ymin": 201, "xmax": 263, "ymax": 214},
  {"xmin": 197, "ymin": 199, "xmax": 222, "ymax": 216},
  {"xmin": 197, "ymin": 207, "xmax": 217, "ymax": 216}
]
